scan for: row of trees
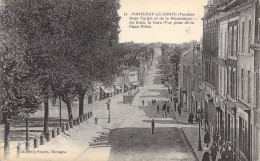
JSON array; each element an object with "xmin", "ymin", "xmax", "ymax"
[
  {"xmin": 0, "ymin": 0, "xmax": 122, "ymax": 154},
  {"xmin": 161, "ymin": 42, "xmax": 196, "ymax": 88}
]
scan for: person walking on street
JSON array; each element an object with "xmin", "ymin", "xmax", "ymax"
[
  {"xmin": 157, "ymin": 104, "xmax": 160, "ymax": 113},
  {"xmin": 177, "ymin": 103, "xmax": 182, "ymax": 117},
  {"xmin": 210, "ymin": 141, "xmax": 218, "ymax": 161},
  {"xmin": 155, "ymin": 99, "xmax": 156, "ymax": 105},
  {"xmin": 164, "ymin": 110, "xmax": 167, "ymax": 118},
  {"xmin": 167, "ymin": 105, "xmax": 170, "ymax": 113},
  {"xmin": 204, "ymin": 131, "xmax": 210, "ymax": 145},
  {"xmin": 151, "ymin": 119, "xmax": 155, "ymax": 134},
  {"xmin": 142, "ymin": 100, "xmax": 144, "ymax": 106},
  {"xmin": 202, "ymin": 143, "xmax": 210, "ymax": 161}
]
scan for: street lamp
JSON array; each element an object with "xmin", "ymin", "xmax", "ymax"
[
  {"xmin": 59, "ymin": 96, "xmax": 62, "ymax": 128},
  {"xmin": 106, "ymin": 99, "xmax": 111, "ymax": 123},
  {"xmin": 197, "ymin": 109, "xmax": 202, "ymax": 151}
]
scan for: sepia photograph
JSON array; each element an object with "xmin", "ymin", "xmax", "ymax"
[{"xmin": 0, "ymin": 0, "xmax": 260, "ymax": 160}]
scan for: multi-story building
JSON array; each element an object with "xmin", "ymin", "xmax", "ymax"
[
  {"xmin": 178, "ymin": 45, "xmax": 202, "ymax": 115},
  {"xmin": 202, "ymin": 0, "xmax": 260, "ymax": 160},
  {"xmin": 201, "ymin": 0, "xmax": 219, "ymax": 136}
]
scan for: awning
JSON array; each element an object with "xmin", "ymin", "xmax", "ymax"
[
  {"xmin": 191, "ymin": 91, "xmax": 201, "ymax": 101},
  {"xmin": 124, "ymin": 84, "xmax": 131, "ymax": 88},
  {"xmin": 233, "ymin": 102, "xmax": 251, "ymax": 112},
  {"xmin": 114, "ymin": 85, "xmax": 122, "ymax": 90},
  {"xmin": 131, "ymin": 82, "xmax": 140, "ymax": 86},
  {"xmin": 181, "ymin": 88, "xmax": 187, "ymax": 92},
  {"xmin": 100, "ymin": 86, "xmax": 110, "ymax": 94},
  {"xmin": 205, "ymin": 93, "xmax": 213, "ymax": 103},
  {"xmin": 199, "ymin": 84, "xmax": 205, "ymax": 91},
  {"xmin": 108, "ymin": 87, "xmax": 114, "ymax": 93},
  {"xmin": 223, "ymin": 100, "xmax": 235, "ymax": 108}
]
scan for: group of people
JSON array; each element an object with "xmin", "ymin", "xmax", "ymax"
[
  {"xmin": 155, "ymin": 102, "xmax": 170, "ymax": 118},
  {"xmin": 202, "ymin": 131, "xmax": 235, "ymax": 161},
  {"xmin": 151, "ymin": 99, "xmax": 157, "ymax": 105}
]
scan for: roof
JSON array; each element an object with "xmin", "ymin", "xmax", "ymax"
[
  {"xmin": 131, "ymin": 82, "xmax": 140, "ymax": 86},
  {"xmin": 223, "ymin": 100, "xmax": 235, "ymax": 108},
  {"xmin": 124, "ymin": 84, "xmax": 131, "ymax": 88},
  {"xmin": 114, "ymin": 85, "xmax": 122, "ymax": 90},
  {"xmin": 233, "ymin": 102, "xmax": 251, "ymax": 112},
  {"xmin": 191, "ymin": 91, "xmax": 201, "ymax": 101},
  {"xmin": 100, "ymin": 86, "xmax": 114, "ymax": 93}
]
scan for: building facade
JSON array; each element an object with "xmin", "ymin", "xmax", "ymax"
[
  {"xmin": 179, "ymin": 45, "xmax": 202, "ymax": 116},
  {"xmin": 202, "ymin": 0, "xmax": 260, "ymax": 160}
]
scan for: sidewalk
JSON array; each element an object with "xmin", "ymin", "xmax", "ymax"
[
  {"xmin": 3, "ymin": 89, "xmax": 144, "ymax": 161},
  {"xmin": 0, "ymin": 90, "xmax": 140, "ymax": 160},
  {"xmin": 168, "ymin": 101, "xmax": 205, "ymax": 161}
]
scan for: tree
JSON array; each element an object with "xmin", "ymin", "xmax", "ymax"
[{"xmin": 0, "ymin": 0, "xmax": 122, "ymax": 154}]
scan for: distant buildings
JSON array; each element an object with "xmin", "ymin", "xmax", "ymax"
[
  {"xmin": 97, "ymin": 47, "xmax": 152, "ymax": 100},
  {"xmin": 178, "ymin": 45, "xmax": 202, "ymax": 118}
]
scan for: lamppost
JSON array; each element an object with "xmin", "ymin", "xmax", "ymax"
[
  {"xmin": 59, "ymin": 96, "xmax": 62, "ymax": 128},
  {"xmin": 106, "ymin": 99, "xmax": 111, "ymax": 123},
  {"xmin": 197, "ymin": 108, "xmax": 202, "ymax": 151}
]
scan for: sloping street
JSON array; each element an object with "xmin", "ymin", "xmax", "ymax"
[{"xmin": 75, "ymin": 48, "xmax": 198, "ymax": 161}]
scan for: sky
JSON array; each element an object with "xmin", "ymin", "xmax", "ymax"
[{"xmin": 118, "ymin": 0, "xmax": 208, "ymax": 44}]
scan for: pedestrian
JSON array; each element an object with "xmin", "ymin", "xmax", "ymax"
[
  {"xmin": 157, "ymin": 104, "xmax": 159, "ymax": 113},
  {"xmin": 162, "ymin": 108, "xmax": 165, "ymax": 118},
  {"xmin": 163, "ymin": 103, "xmax": 166, "ymax": 111},
  {"xmin": 177, "ymin": 103, "xmax": 182, "ymax": 117},
  {"xmin": 142, "ymin": 100, "xmax": 144, "ymax": 106},
  {"xmin": 155, "ymin": 99, "xmax": 156, "ymax": 104},
  {"xmin": 213, "ymin": 131, "xmax": 219, "ymax": 148},
  {"xmin": 94, "ymin": 116, "xmax": 98, "ymax": 124},
  {"xmin": 164, "ymin": 110, "xmax": 167, "ymax": 118},
  {"xmin": 220, "ymin": 147, "xmax": 227, "ymax": 161},
  {"xmin": 226, "ymin": 144, "xmax": 234, "ymax": 161},
  {"xmin": 204, "ymin": 131, "xmax": 210, "ymax": 145},
  {"xmin": 167, "ymin": 105, "xmax": 170, "ymax": 113},
  {"xmin": 151, "ymin": 119, "xmax": 155, "ymax": 134},
  {"xmin": 210, "ymin": 141, "xmax": 218, "ymax": 161},
  {"xmin": 202, "ymin": 143, "xmax": 210, "ymax": 161}
]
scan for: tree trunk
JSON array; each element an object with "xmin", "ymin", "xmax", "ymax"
[
  {"xmin": 43, "ymin": 93, "xmax": 49, "ymax": 134},
  {"xmin": 78, "ymin": 93, "xmax": 84, "ymax": 117},
  {"xmin": 78, "ymin": 89, "xmax": 87, "ymax": 117},
  {"xmin": 64, "ymin": 100, "xmax": 73, "ymax": 121},
  {"xmin": 4, "ymin": 116, "xmax": 10, "ymax": 156}
]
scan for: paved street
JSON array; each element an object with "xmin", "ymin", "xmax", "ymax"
[
  {"xmin": 75, "ymin": 48, "xmax": 198, "ymax": 161},
  {"xmin": 4, "ymin": 48, "xmax": 199, "ymax": 161}
]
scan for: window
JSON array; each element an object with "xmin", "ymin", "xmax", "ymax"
[
  {"xmin": 228, "ymin": 26, "xmax": 232, "ymax": 56},
  {"xmin": 225, "ymin": 29, "xmax": 227, "ymax": 57},
  {"xmin": 228, "ymin": 21, "xmax": 238, "ymax": 56},
  {"xmin": 220, "ymin": 29, "xmax": 223, "ymax": 56},
  {"xmin": 224, "ymin": 69, "xmax": 226, "ymax": 95},
  {"xmin": 241, "ymin": 69, "xmax": 244, "ymax": 99},
  {"xmin": 248, "ymin": 20, "xmax": 251, "ymax": 53},
  {"xmin": 248, "ymin": 71, "xmax": 250, "ymax": 103},
  {"xmin": 233, "ymin": 25, "xmax": 238, "ymax": 56},
  {"xmin": 228, "ymin": 67, "xmax": 232, "ymax": 96},
  {"xmin": 220, "ymin": 67, "xmax": 222, "ymax": 94},
  {"xmin": 234, "ymin": 68, "xmax": 237, "ymax": 99},
  {"xmin": 242, "ymin": 22, "xmax": 245, "ymax": 52}
]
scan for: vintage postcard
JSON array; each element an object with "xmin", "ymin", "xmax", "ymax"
[{"xmin": 0, "ymin": 0, "xmax": 259, "ymax": 160}]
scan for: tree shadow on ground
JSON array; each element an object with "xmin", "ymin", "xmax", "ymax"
[{"xmin": 142, "ymin": 119, "xmax": 176, "ymax": 124}]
